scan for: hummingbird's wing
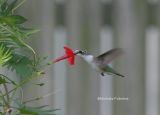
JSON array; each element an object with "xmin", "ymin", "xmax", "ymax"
[{"xmin": 95, "ymin": 48, "xmax": 124, "ymax": 67}]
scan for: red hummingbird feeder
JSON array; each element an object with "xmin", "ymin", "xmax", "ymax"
[{"xmin": 53, "ymin": 46, "xmax": 76, "ymax": 65}]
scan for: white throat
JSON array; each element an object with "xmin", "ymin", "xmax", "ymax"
[
  {"xmin": 81, "ymin": 55, "xmax": 94, "ymax": 64},
  {"xmin": 78, "ymin": 54, "xmax": 101, "ymax": 71}
]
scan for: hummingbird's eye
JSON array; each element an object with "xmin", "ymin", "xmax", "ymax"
[
  {"xmin": 79, "ymin": 50, "xmax": 83, "ymax": 54},
  {"xmin": 77, "ymin": 50, "xmax": 88, "ymax": 55}
]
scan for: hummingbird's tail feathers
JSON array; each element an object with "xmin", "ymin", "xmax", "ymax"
[
  {"xmin": 104, "ymin": 65, "xmax": 125, "ymax": 77},
  {"xmin": 113, "ymin": 72, "xmax": 125, "ymax": 77},
  {"xmin": 105, "ymin": 72, "xmax": 125, "ymax": 77}
]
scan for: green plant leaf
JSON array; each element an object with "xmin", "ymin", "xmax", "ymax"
[
  {"xmin": 0, "ymin": 76, "xmax": 7, "ymax": 84},
  {"xmin": 0, "ymin": 44, "xmax": 12, "ymax": 65},
  {"xmin": 0, "ymin": 0, "xmax": 18, "ymax": 16},
  {"xmin": 5, "ymin": 0, "xmax": 18, "ymax": 14},
  {"xmin": 5, "ymin": 54, "xmax": 34, "ymax": 78},
  {"xmin": 19, "ymin": 27, "xmax": 40, "ymax": 36},
  {"xmin": 18, "ymin": 105, "xmax": 58, "ymax": 115},
  {"xmin": 0, "ymin": 15, "xmax": 27, "ymax": 24},
  {"xmin": 0, "ymin": 1, "xmax": 7, "ymax": 14},
  {"xmin": 0, "ymin": 0, "xmax": 5, "ymax": 7}
]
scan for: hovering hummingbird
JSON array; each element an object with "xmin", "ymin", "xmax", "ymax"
[{"xmin": 74, "ymin": 48, "xmax": 125, "ymax": 77}]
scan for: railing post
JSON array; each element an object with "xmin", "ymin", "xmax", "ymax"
[{"xmin": 113, "ymin": 0, "xmax": 146, "ymax": 115}]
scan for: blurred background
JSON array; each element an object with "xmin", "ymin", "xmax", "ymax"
[{"xmin": 11, "ymin": 0, "xmax": 160, "ymax": 115}]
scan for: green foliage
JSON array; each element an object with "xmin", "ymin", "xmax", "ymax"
[
  {"xmin": 0, "ymin": 44, "xmax": 12, "ymax": 65},
  {"xmin": 0, "ymin": 0, "xmax": 18, "ymax": 15},
  {"xmin": 0, "ymin": 15, "xmax": 27, "ymax": 24},
  {"xmin": 18, "ymin": 105, "xmax": 59, "ymax": 115},
  {"xmin": 5, "ymin": 54, "xmax": 34, "ymax": 78},
  {"xmin": 0, "ymin": 0, "xmax": 56, "ymax": 114},
  {"xmin": 0, "ymin": 76, "xmax": 7, "ymax": 84},
  {"xmin": 0, "ymin": 0, "xmax": 39, "ymax": 78}
]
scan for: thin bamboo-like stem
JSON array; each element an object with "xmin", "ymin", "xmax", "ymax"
[{"xmin": 0, "ymin": 71, "xmax": 43, "ymax": 98}]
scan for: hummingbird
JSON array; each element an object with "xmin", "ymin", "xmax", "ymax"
[{"xmin": 74, "ymin": 48, "xmax": 125, "ymax": 77}]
